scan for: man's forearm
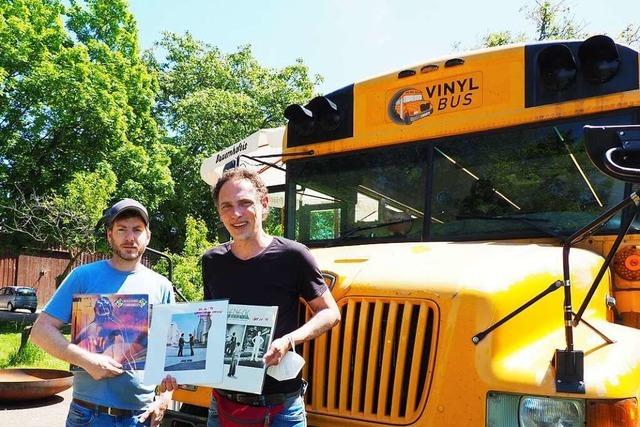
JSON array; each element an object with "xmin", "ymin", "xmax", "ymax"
[
  {"xmin": 30, "ymin": 319, "xmax": 92, "ymax": 368},
  {"xmin": 287, "ymin": 307, "xmax": 340, "ymax": 345}
]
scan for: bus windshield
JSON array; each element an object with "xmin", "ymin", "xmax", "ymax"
[{"xmin": 288, "ymin": 111, "xmax": 636, "ymax": 245}]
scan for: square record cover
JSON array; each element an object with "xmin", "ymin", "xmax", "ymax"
[
  {"xmin": 143, "ymin": 299, "xmax": 229, "ymax": 385},
  {"xmin": 71, "ymin": 293, "xmax": 149, "ymax": 370},
  {"xmin": 208, "ymin": 304, "xmax": 278, "ymax": 394}
]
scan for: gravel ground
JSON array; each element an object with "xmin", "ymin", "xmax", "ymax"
[
  {"xmin": 0, "ymin": 386, "xmax": 72, "ymax": 426},
  {"xmin": 1, "ymin": 309, "xmax": 71, "ymax": 426}
]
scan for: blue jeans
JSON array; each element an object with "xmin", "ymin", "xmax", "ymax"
[
  {"xmin": 207, "ymin": 395, "xmax": 306, "ymax": 427},
  {"xmin": 66, "ymin": 401, "xmax": 149, "ymax": 426}
]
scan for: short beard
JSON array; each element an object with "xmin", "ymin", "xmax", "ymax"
[{"xmin": 112, "ymin": 247, "xmax": 142, "ymax": 262}]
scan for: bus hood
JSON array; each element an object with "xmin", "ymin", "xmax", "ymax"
[
  {"xmin": 309, "ymin": 241, "xmax": 640, "ymax": 399},
  {"xmin": 311, "ymin": 241, "xmax": 600, "ymax": 299}
]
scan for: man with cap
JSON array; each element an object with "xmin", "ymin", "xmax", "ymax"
[{"xmin": 31, "ymin": 198, "xmax": 175, "ymax": 426}]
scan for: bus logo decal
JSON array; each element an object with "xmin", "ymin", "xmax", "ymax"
[{"xmin": 388, "ymin": 72, "xmax": 482, "ymax": 124}]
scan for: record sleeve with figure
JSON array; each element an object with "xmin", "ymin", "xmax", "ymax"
[
  {"xmin": 208, "ymin": 304, "xmax": 278, "ymax": 394},
  {"xmin": 143, "ymin": 299, "xmax": 229, "ymax": 385},
  {"xmin": 71, "ymin": 293, "xmax": 150, "ymax": 370}
]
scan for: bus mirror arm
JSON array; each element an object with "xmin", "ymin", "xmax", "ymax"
[
  {"xmin": 472, "ymin": 192, "xmax": 638, "ymax": 393},
  {"xmin": 569, "ymin": 191, "xmax": 640, "ymax": 327},
  {"xmin": 552, "ymin": 190, "xmax": 640, "ymax": 393},
  {"xmin": 239, "ymin": 150, "xmax": 314, "ymax": 173},
  {"xmin": 471, "ymin": 280, "xmax": 563, "ymax": 345},
  {"xmin": 144, "ymin": 246, "xmax": 188, "ymax": 303}
]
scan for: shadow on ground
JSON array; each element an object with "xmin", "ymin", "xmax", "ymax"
[{"xmin": 0, "ymin": 394, "xmax": 64, "ymax": 409}]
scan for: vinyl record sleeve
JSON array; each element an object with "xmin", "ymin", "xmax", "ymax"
[
  {"xmin": 206, "ymin": 304, "xmax": 278, "ymax": 394},
  {"xmin": 71, "ymin": 293, "xmax": 150, "ymax": 370},
  {"xmin": 143, "ymin": 300, "xmax": 229, "ymax": 385}
]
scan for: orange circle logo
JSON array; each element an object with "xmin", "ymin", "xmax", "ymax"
[
  {"xmin": 614, "ymin": 245, "xmax": 640, "ymax": 281},
  {"xmin": 624, "ymin": 254, "xmax": 640, "ymax": 271}
]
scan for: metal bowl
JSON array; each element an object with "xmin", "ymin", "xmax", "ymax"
[{"xmin": 0, "ymin": 368, "xmax": 73, "ymax": 401}]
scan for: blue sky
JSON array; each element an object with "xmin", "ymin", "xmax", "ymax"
[
  {"xmin": 171, "ymin": 312, "xmax": 200, "ymax": 335},
  {"xmin": 128, "ymin": 0, "xmax": 638, "ymax": 94}
]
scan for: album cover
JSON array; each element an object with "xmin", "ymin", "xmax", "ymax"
[
  {"xmin": 143, "ymin": 300, "xmax": 229, "ymax": 385},
  {"xmin": 71, "ymin": 293, "xmax": 149, "ymax": 370},
  {"xmin": 207, "ymin": 304, "xmax": 278, "ymax": 394}
]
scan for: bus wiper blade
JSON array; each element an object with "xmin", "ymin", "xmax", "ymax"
[
  {"xmin": 339, "ymin": 218, "xmax": 417, "ymax": 240},
  {"xmin": 455, "ymin": 215, "xmax": 564, "ymax": 239}
]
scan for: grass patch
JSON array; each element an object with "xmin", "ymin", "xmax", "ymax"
[
  {"xmin": 4, "ymin": 343, "xmax": 48, "ymax": 367},
  {"xmin": 0, "ymin": 320, "xmax": 70, "ymax": 371}
]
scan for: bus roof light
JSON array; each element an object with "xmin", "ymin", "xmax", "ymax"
[
  {"xmin": 537, "ymin": 44, "xmax": 577, "ymax": 91},
  {"xmin": 444, "ymin": 58, "xmax": 465, "ymax": 67},
  {"xmin": 578, "ymin": 35, "xmax": 620, "ymax": 84},
  {"xmin": 398, "ymin": 69, "xmax": 416, "ymax": 78},
  {"xmin": 307, "ymin": 96, "xmax": 341, "ymax": 132},
  {"xmin": 420, "ymin": 64, "xmax": 439, "ymax": 73},
  {"xmin": 284, "ymin": 103, "xmax": 315, "ymax": 136}
]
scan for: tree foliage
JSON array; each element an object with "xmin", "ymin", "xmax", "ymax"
[
  {"xmin": 619, "ymin": 23, "xmax": 640, "ymax": 48},
  {"xmin": 524, "ymin": 0, "xmax": 586, "ymax": 41},
  {"xmin": 0, "ymin": 162, "xmax": 116, "ymax": 279},
  {"xmin": 145, "ymin": 33, "xmax": 320, "ymax": 248},
  {"xmin": 475, "ymin": 0, "xmax": 631, "ymax": 48},
  {"xmin": 0, "ymin": 0, "xmax": 173, "ymax": 250},
  {"xmin": 155, "ymin": 215, "xmax": 213, "ymax": 301}
]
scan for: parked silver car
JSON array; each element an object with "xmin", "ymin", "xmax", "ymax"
[{"xmin": 0, "ymin": 286, "xmax": 38, "ymax": 313}]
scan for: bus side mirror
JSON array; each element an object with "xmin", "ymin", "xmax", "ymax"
[
  {"xmin": 578, "ymin": 35, "xmax": 620, "ymax": 84},
  {"xmin": 584, "ymin": 125, "xmax": 640, "ymax": 183}
]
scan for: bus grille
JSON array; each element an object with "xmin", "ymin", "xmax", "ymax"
[{"xmin": 300, "ymin": 298, "xmax": 438, "ymax": 424}]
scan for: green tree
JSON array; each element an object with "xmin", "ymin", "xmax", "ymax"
[
  {"xmin": 0, "ymin": 0, "xmax": 173, "ymax": 249},
  {"xmin": 479, "ymin": 31, "xmax": 527, "ymax": 48},
  {"xmin": 145, "ymin": 33, "xmax": 320, "ymax": 247},
  {"xmin": 155, "ymin": 215, "xmax": 214, "ymax": 301},
  {"xmin": 472, "ymin": 0, "xmax": 635, "ymax": 48},
  {"xmin": 0, "ymin": 162, "xmax": 117, "ymax": 281},
  {"xmin": 524, "ymin": 0, "xmax": 586, "ymax": 41}
]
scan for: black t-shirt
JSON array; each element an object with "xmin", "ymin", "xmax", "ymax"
[{"xmin": 202, "ymin": 236, "xmax": 327, "ymax": 394}]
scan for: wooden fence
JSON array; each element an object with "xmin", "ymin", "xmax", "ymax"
[{"xmin": 0, "ymin": 250, "xmax": 154, "ymax": 308}]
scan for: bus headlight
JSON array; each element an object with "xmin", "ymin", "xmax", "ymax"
[
  {"xmin": 487, "ymin": 393, "xmax": 585, "ymax": 426},
  {"xmin": 519, "ymin": 396, "xmax": 585, "ymax": 426}
]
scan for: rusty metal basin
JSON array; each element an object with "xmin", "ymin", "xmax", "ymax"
[{"xmin": 0, "ymin": 368, "xmax": 73, "ymax": 401}]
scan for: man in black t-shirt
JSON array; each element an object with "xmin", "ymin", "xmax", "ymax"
[{"xmin": 203, "ymin": 168, "xmax": 340, "ymax": 426}]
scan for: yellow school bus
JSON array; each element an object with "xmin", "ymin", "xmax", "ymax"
[{"xmin": 166, "ymin": 35, "xmax": 640, "ymax": 426}]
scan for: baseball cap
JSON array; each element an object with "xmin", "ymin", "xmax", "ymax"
[{"xmin": 101, "ymin": 198, "xmax": 149, "ymax": 227}]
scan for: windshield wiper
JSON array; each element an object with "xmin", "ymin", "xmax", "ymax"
[
  {"xmin": 456, "ymin": 215, "xmax": 565, "ymax": 239},
  {"xmin": 338, "ymin": 218, "xmax": 418, "ymax": 240}
]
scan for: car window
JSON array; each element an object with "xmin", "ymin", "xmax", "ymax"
[{"xmin": 17, "ymin": 288, "xmax": 35, "ymax": 296}]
